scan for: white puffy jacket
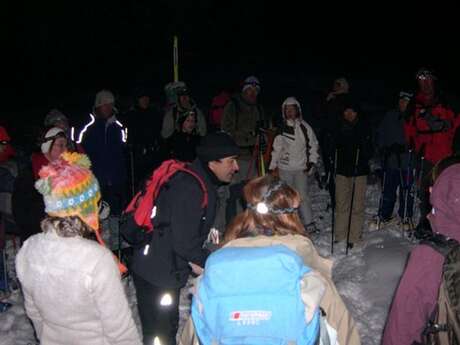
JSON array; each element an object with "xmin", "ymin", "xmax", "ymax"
[
  {"xmin": 16, "ymin": 230, "xmax": 141, "ymax": 345},
  {"xmin": 270, "ymin": 97, "xmax": 319, "ymax": 171}
]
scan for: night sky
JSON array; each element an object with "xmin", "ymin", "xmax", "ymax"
[{"xmin": 3, "ymin": 2, "xmax": 459, "ymax": 118}]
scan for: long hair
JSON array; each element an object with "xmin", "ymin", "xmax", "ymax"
[
  {"xmin": 224, "ymin": 175, "xmax": 306, "ymax": 243},
  {"xmin": 41, "ymin": 215, "xmax": 95, "ymax": 240}
]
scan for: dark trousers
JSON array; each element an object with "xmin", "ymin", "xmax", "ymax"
[
  {"xmin": 101, "ymin": 183, "xmax": 127, "ymax": 216},
  {"xmin": 0, "ymin": 249, "xmax": 6, "ymax": 291},
  {"xmin": 132, "ymin": 273, "xmax": 180, "ymax": 345},
  {"xmin": 418, "ymin": 160, "xmax": 434, "ymax": 221},
  {"xmin": 380, "ymin": 168, "xmax": 414, "ymax": 220}
]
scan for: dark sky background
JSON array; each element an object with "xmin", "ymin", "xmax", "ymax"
[{"xmin": 2, "ymin": 2, "xmax": 459, "ymax": 121}]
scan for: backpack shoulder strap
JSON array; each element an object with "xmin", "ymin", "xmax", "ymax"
[
  {"xmin": 176, "ymin": 165, "xmax": 208, "ymax": 209},
  {"xmin": 299, "ymin": 123, "xmax": 311, "ymax": 165},
  {"xmin": 124, "ymin": 160, "xmax": 208, "ymax": 232}
]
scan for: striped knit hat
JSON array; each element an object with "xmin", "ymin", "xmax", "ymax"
[
  {"xmin": 35, "ymin": 152, "xmax": 101, "ymax": 231},
  {"xmin": 35, "ymin": 152, "xmax": 127, "ymax": 274}
]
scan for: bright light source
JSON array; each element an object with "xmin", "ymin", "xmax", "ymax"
[
  {"xmin": 77, "ymin": 114, "xmax": 95, "ymax": 144},
  {"xmin": 160, "ymin": 293, "xmax": 173, "ymax": 306},
  {"xmin": 153, "ymin": 336, "xmax": 162, "ymax": 345},
  {"xmin": 143, "ymin": 244, "xmax": 150, "ymax": 256},
  {"xmin": 256, "ymin": 202, "xmax": 269, "ymax": 214}
]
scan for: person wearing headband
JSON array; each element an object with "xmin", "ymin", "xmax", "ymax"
[{"xmin": 180, "ymin": 174, "xmax": 360, "ymax": 345}]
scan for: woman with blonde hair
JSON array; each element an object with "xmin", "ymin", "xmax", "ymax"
[{"xmin": 180, "ymin": 174, "xmax": 360, "ymax": 345}]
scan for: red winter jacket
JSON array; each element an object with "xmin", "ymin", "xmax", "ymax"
[{"xmin": 404, "ymin": 94, "xmax": 456, "ymax": 164}]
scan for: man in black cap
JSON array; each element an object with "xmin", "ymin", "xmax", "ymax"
[{"xmin": 129, "ymin": 132, "xmax": 239, "ymax": 345}]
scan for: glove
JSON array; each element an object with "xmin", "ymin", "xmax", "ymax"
[{"xmin": 421, "ymin": 110, "xmax": 452, "ymax": 132}]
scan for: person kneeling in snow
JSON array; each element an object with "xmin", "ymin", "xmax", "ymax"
[
  {"xmin": 15, "ymin": 152, "xmax": 141, "ymax": 345},
  {"xmin": 179, "ymin": 174, "xmax": 360, "ymax": 345}
]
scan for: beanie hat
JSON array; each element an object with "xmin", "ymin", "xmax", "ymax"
[
  {"xmin": 196, "ymin": 132, "xmax": 239, "ymax": 162},
  {"xmin": 41, "ymin": 127, "xmax": 66, "ymax": 154},
  {"xmin": 177, "ymin": 110, "xmax": 197, "ymax": 128},
  {"xmin": 341, "ymin": 96, "xmax": 361, "ymax": 114},
  {"xmin": 430, "ymin": 163, "xmax": 460, "ymax": 242},
  {"xmin": 399, "ymin": 91, "xmax": 413, "ymax": 102},
  {"xmin": 134, "ymin": 86, "xmax": 151, "ymax": 99},
  {"xmin": 44, "ymin": 109, "xmax": 69, "ymax": 128},
  {"xmin": 35, "ymin": 152, "xmax": 127, "ymax": 274},
  {"xmin": 333, "ymin": 78, "xmax": 350, "ymax": 94},
  {"xmin": 35, "ymin": 152, "xmax": 101, "ymax": 231},
  {"xmin": 242, "ymin": 76, "xmax": 261, "ymax": 93},
  {"xmin": 416, "ymin": 68, "xmax": 436, "ymax": 81},
  {"xmin": 94, "ymin": 89, "xmax": 116, "ymax": 109},
  {"xmin": 175, "ymin": 85, "xmax": 190, "ymax": 96}
]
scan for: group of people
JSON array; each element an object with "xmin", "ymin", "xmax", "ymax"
[{"xmin": 0, "ymin": 68, "xmax": 460, "ymax": 345}]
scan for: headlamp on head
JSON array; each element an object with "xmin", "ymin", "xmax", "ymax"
[{"xmin": 247, "ymin": 181, "xmax": 298, "ymax": 215}]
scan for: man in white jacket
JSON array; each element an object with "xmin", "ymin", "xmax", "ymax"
[{"xmin": 269, "ymin": 97, "xmax": 320, "ymax": 232}]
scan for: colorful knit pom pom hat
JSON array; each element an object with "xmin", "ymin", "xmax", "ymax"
[{"xmin": 35, "ymin": 152, "xmax": 127, "ymax": 273}]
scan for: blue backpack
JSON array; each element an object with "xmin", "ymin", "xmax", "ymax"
[{"xmin": 191, "ymin": 245, "xmax": 320, "ymax": 345}]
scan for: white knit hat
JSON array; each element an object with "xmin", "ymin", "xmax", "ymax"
[
  {"xmin": 94, "ymin": 89, "xmax": 115, "ymax": 109},
  {"xmin": 44, "ymin": 109, "xmax": 68, "ymax": 128},
  {"xmin": 41, "ymin": 127, "xmax": 66, "ymax": 154},
  {"xmin": 242, "ymin": 76, "xmax": 261, "ymax": 93}
]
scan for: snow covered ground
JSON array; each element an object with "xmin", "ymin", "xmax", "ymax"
[{"xmin": 0, "ymin": 179, "xmax": 415, "ymax": 345}]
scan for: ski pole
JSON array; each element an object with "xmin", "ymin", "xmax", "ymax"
[
  {"xmin": 402, "ymin": 150, "xmax": 413, "ymax": 231},
  {"xmin": 346, "ymin": 148, "xmax": 360, "ymax": 255},
  {"xmin": 377, "ymin": 169, "xmax": 387, "ymax": 231},
  {"xmin": 173, "ymin": 35, "xmax": 179, "ymax": 82},
  {"xmin": 331, "ymin": 149, "xmax": 338, "ymax": 254}
]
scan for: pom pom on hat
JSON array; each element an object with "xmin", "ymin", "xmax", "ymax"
[
  {"xmin": 35, "ymin": 152, "xmax": 127, "ymax": 274},
  {"xmin": 35, "ymin": 152, "xmax": 101, "ymax": 231}
]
